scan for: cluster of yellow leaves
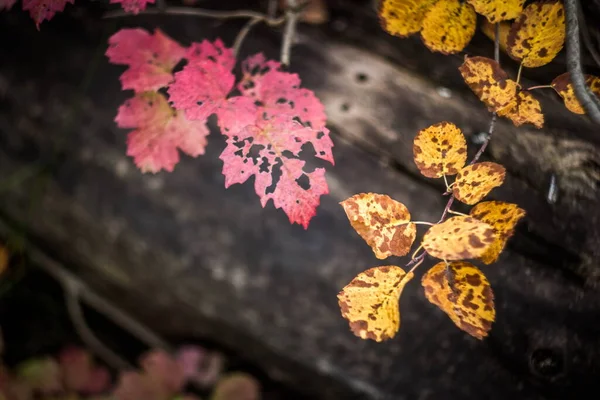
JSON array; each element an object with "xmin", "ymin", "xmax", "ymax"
[
  {"xmin": 378, "ymin": 0, "xmax": 536, "ymax": 54},
  {"xmin": 459, "ymin": 56, "xmax": 544, "ymax": 128},
  {"xmin": 337, "ymin": 121, "xmax": 525, "ymax": 342}
]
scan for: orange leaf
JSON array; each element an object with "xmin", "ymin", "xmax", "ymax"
[
  {"xmin": 340, "ymin": 193, "xmax": 416, "ymax": 259},
  {"xmin": 551, "ymin": 72, "xmax": 600, "ymax": 115},
  {"xmin": 422, "ymin": 216, "xmax": 496, "ymax": 260},
  {"xmin": 506, "ymin": 0, "xmax": 565, "ymax": 68},
  {"xmin": 459, "ymin": 56, "xmax": 518, "ymax": 112},
  {"xmin": 413, "ymin": 122, "xmax": 467, "ymax": 178},
  {"xmin": 497, "ymin": 90, "xmax": 544, "ymax": 129},
  {"xmin": 422, "ymin": 261, "xmax": 495, "ymax": 339},
  {"xmin": 467, "ymin": 0, "xmax": 525, "ymax": 23},
  {"xmin": 338, "ymin": 266, "xmax": 413, "ymax": 342},
  {"xmin": 378, "ymin": 0, "xmax": 439, "ymax": 38},
  {"xmin": 470, "ymin": 201, "xmax": 525, "ymax": 264},
  {"xmin": 453, "ymin": 162, "xmax": 506, "ymax": 205},
  {"xmin": 421, "ymin": 0, "xmax": 477, "ymax": 54}
]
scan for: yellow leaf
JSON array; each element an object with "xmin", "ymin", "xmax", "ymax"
[
  {"xmin": 340, "ymin": 193, "xmax": 416, "ymax": 259},
  {"xmin": 0, "ymin": 245, "xmax": 7, "ymax": 276},
  {"xmin": 422, "ymin": 216, "xmax": 496, "ymax": 260},
  {"xmin": 551, "ymin": 72, "xmax": 600, "ymax": 115},
  {"xmin": 467, "ymin": 0, "xmax": 525, "ymax": 23},
  {"xmin": 421, "ymin": 0, "xmax": 477, "ymax": 54},
  {"xmin": 378, "ymin": 0, "xmax": 439, "ymax": 38},
  {"xmin": 453, "ymin": 162, "xmax": 506, "ymax": 205},
  {"xmin": 506, "ymin": 0, "xmax": 565, "ymax": 68},
  {"xmin": 470, "ymin": 201, "xmax": 526, "ymax": 264},
  {"xmin": 413, "ymin": 122, "xmax": 467, "ymax": 178},
  {"xmin": 481, "ymin": 20, "xmax": 510, "ymax": 53},
  {"xmin": 497, "ymin": 90, "xmax": 544, "ymax": 129},
  {"xmin": 422, "ymin": 261, "xmax": 495, "ymax": 339},
  {"xmin": 458, "ymin": 56, "xmax": 519, "ymax": 112},
  {"xmin": 338, "ymin": 266, "xmax": 413, "ymax": 342}
]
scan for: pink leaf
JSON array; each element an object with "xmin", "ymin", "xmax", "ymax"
[
  {"xmin": 0, "ymin": 0, "xmax": 17, "ymax": 10},
  {"xmin": 106, "ymin": 28, "xmax": 185, "ymax": 92},
  {"xmin": 81, "ymin": 367, "xmax": 111, "ymax": 395},
  {"xmin": 22, "ymin": 0, "xmax": 74, "ymax": 29},
  {"xmin": 113, "ymin": 371, "xmax": 168, "ymax": 400},
  {"xmin": 239, "ymin": 54, "xmax": 328, "ymax": 134},
  {"xmin": 110, "ymin": 0, "xmax": 154, "ymax": 14},
  {"xmin": 174, "ymin": 346, "xmax": 224, "ymax": 387},
  {"xmin": 58, "ymin": 346, "xmax": 92, "ymax": 392},
  {"xmin": 168, "ymin": 60, "xmax": 235, "ymax": 121},
  {"xmin": 139, "ymin": 350, "xmax": 185, "ymax": 394},
  {"xmin": 116, "ymin": 91, "xmax": 209, "ymax": 173},
  {"xmin": 219, "ymin": 114, "xmax": 330, "ymax": 229},
  {"xmin": 185, "ymin": 39, "xmax": 235, "ymax": 71}
]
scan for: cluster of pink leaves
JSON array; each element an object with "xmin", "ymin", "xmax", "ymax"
[
  {"xmin": 0, "ymin": 0, "xmax": 153, "ymax": 28},
  {"xmin": 0, "ymin": 346, "xmax": 110, "ymax": 399},
  {"xmin": 0, "ymin": 345, "xmax": 237, "ymax": 400},
  {"xmin": 106, "ymin": 28, "xmax": 334, "ymax": 228}
]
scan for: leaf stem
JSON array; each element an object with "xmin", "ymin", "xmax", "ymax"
[
  {"xmin": 233, "ymin": 17, "xmax": 263, "ymax": 56},
  {"xmin": 447, "ymin": 210, "xmax": 468, "ymax": 217},
  {"xmin": 516, "ymin": 62, "xmax": 524, "ymax": 86},
  {"xmin": 527, "ymin": 84, "xmax": 553, "ymax": 90}
]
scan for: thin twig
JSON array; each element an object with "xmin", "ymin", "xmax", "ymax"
[
  {"xmin": 404, "ymin": 23, "xmax": 501, "ymax": 273},
  {"xmin": 564, "ymin": 0, "xmax": 600, "ymax": 124},
  {"xmin": 233, "ymin": 17, "xmax": 263, "ymax": 57},
  {"xmin": 64, "ymin": 281, "xmax": 132, "ymax": 370},
  {"xmin": 0, "ymin": 218, "xmax": 172, "ymax": 357},
  {"xmin": 281, "ymin": 0, "xmax": 300, "ymax": 65},
  {"xmin": 104, "ymin": 6, "xmax": 285, "ymax": 26},
  {"xmin": 267, "ymin": 0, "xmax": 278, "ymax": 19}
]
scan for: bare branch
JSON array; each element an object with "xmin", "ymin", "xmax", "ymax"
[
  {"xmin": 281, "ymin": 0, "xmax": 300, "ymax": 66},
  {"xmin": 233, "ymin": 17, "xmax": 263, "ymax": 57},
  {"xmin": 564, "ymin": 0, "xmax": 600, "ymax": 124},
  {"xmin": 104, "ymin": 6, "xmax": 285, "ymax": 26}
]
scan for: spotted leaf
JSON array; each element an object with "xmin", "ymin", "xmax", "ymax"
[
  {"xmin": 413, "ymin": 122, "xmax": 467, "ymax": 178},
  {"xmin": 470, "ymin": 201, "xmax": 525, "ymax": 264},
  {"xmin": 422, "ymin": 216, "xmax": 495, "ymax": 260},
  {"xmin": 377, "ymin": 0, "xmax": 439, "ymax": 37},
  {"xmin": 459, "ymin": 56, "xmax": 518, "ymax": 112},
  {"xmin": 422, "ymin": 261, "xmax": 495, "ymax": 339},
  {"xmin": 340, "ymin": 193, "xmax": 416, "ymax": 259},
  {"xmin": 338, "ymin": 266, "xmax": 413, "ymax": 342},
  {"xmin": 421, "ymin": 0, "xmax": 477, "ymax": 54},
  {"xmin": 506, "ymin": 0, "xmax": 565, "ymax": 68},
  {"xmin": 453, "ymin": 162, "xmax": 506, "ymax": 205},
  {"xmin": 497, "ymin": 90, "xmax": 544, "ymax": 128},
  {"xmin": 467, "ymin": 0, "xmax": 525, "ymax": 23},
  {"xmin": 551, "ymin": 72, "xmax": 600, "ymax": 115}
]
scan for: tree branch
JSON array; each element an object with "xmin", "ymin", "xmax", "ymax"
[
  {"xmin": 104, "ymin": 6, "xmax": 285, "ymax": 26},
  {"xmin": 564, "ymin": 0, "xmax": 600, "ymax": 124}
]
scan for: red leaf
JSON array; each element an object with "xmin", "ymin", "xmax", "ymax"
[
  {"xmin": 22, "ymin": 0, "xmax": 74, "ymax": 28},
  {"xmin": 116, "ymin": 91, "xmax": 209, "ymax": 173},
  {"xmin": 219, "ymin": 115, "xmax": 330, "ymax": 229},
  {"xmin": 110, "ymin": 0, "xmax": 155, "ymax": 14},
  {"xmin": 106, "ymin": 28, "xmax": 185, "ymax": 92}
]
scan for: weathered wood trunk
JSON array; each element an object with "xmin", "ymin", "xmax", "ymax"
[{"xmin": 1, "ymin": 1, "xmax": 600, "ymax": 399}]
